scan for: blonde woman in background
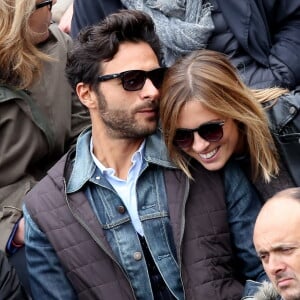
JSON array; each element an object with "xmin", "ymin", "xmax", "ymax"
[{"xmin": 0, "ymin": 0, "xmax": 89, "ymax": 294}]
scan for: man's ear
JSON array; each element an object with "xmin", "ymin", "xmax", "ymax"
[{"xmin": 76, "ymin": 82, "xmax": 97, "ymax": 109}]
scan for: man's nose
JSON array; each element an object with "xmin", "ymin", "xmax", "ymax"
[
  {"xmin": 140, "ymin": 78, "xmax": 160, "ymax": 100},
  {"xmin": 267, "ymin": 254, "xmax": 286, "ymax": 276}
]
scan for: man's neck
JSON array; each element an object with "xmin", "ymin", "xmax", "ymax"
[{"xmin": 92, "ymin": 128, "xmax": 145, "ymax": 180}]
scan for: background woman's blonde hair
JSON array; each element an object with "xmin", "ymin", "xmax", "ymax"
[
  {"xmin": 0, "ymin": 0, "xmax": 50, "ymax": 89},
  {"xmin": 160, "ymin": 49, "xmax": 287, "ymax": 182}
]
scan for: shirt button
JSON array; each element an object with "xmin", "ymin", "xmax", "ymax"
[
  {"xmin": 95, "ymin": 176, "xmax": 100, "ymax": 180},
  {"xmin": 133, "ymin": 252, "xmax": 143, "ymax": 261},
  {"xmin": 117, "ymin": 206, "xmax": 126, "ymax": 214}
]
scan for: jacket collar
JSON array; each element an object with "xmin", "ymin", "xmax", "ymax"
[{"xmin": 66, "ymin": 127, "xmax": 177, "ymax": 193}]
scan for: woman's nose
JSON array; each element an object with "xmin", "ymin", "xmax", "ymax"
[{"xmin": 191, "ymin": 132, "xmax": 210, "ymax": 152}]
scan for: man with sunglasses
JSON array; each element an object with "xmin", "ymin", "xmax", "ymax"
[{"xmin": 23, "ymin": 10, "xmax": 254, "ymax": 300}]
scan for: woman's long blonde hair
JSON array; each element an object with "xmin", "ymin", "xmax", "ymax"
[
  {"xmin": 160, "ymin": 50, "xmax": 288, "ymax": 182},
  {"xmin": 0, "ymin": 0, "xmax": 50, "ymax": 88}
]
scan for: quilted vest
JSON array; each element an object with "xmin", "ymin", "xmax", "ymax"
[{"xmin": 25, "ymin": 155, "xmax": 244, "ymax": 299}]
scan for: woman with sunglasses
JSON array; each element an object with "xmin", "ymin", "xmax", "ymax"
[
  {"xmin": 160, "ymin": 49, "xmax": 297, "ymax": 296},
  {"xmin": 160, "ymin": 49, "xmax": 296, "ymax": 200},
  {"xmin": 0, "ymin": 0, "xmax": 90, "ymax": 295}
]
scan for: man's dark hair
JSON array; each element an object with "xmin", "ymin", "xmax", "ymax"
[{"xmin": 66, "ymin": 9, "xmax": 162, "ymax": 91}]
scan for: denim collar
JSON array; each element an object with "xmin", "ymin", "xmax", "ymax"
[{"xmin": 67, "ymin": 127, "xmax": 177, "ymax": 193}]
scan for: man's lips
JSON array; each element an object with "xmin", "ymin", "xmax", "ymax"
[
  {"xmin": 277, "ymin": 277, "xmax": 294, "ymax": 288},
  {"xmin": 137, "ymin": 107, "xmax": 158, "ymax": 115}
]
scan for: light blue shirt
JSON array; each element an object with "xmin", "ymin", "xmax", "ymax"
[{"xmin": 90, "ymin": 139, "xmax": 145, "ymax": 235}]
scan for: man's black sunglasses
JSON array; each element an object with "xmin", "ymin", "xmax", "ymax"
[
  {"xmin": 173, "ymin": 121, "xmax": 225, "ymax": 149},
  {"xmin": 36, "ymin": 0, "xmax": 53, "ymax": 11},
  {"xmin": 97, "ymin": 68, "xmax": 167, "ymax": 91}
]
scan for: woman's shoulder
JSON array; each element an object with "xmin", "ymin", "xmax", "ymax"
[{"xmin": 48, "ymin": 23, "xmax": 73, "ymax": 50}]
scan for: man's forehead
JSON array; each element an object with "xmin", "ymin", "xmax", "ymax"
[
  {"xmin": 100, "ymin": 42, "xmax": 159, "ymax": 74},
  {"xmin": 256, "ymin": 196, "xmax": 300, "ymax": 228},
  {"xmin": 255, "ymin": 231, "xmax": 287, "ymax": 250},
  {"xmin": 254, "ymin": 199, "xmax": 300, "ymax": 248}
]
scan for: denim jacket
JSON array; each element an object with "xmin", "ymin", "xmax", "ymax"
[
  {"xmin": 24, "ymin": 128, "xmax": 265, "ymax": 299},
  {"xmin": 69, "ymin": 129, "xmax": 183, "ymax": 299},
  {"xmin": 223, "ymin": 160, "xmax": 268, "ymax": 298}
]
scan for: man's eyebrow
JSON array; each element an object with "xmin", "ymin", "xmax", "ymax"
[
  {"xmin": 256, "ymin": 249, "xmax": 269, "ymax": 256},
  {"xmin": 273, "ymin": 243, "xmax": 300, "ymax": 249},
  {"xmin": 258, "ymin": 243, "xmax": 300, "ymax": 254}
]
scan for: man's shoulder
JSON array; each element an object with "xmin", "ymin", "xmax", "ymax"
[
  {"xmin": 23, "ymin": 152, "xmax": 72, "ymax": 212},
  {"xmin": 48, "ymin": 23, "xmax": 72, "ymax": 51}
]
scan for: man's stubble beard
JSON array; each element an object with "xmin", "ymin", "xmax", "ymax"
[{"xmin": 97, "ymin": 92, "xmax": 158, "ymax": 139}]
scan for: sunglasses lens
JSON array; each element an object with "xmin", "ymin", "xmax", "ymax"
[
  {"xmin": 173, "ymin": 130, "xmax": 194, "ymax": 149},
  {"xmin": 122, "ymin": 71, "xmax": 145, "ymax": 91},
  {"xmin": 199, "ymin": 123, "xmax": 223, "ymax": 142},
  {"xmin": 122, "ymin": 68, "xmax": 166, "ymax": 91},
  {"xmin": 148, "ymin": 68, "xmax": 166, "ymax": 89},
  {"xmin": 174, "ymin": 122, "xmax": 224, "ymax": 149},
  {"xmin": 36, "ymin": 0, "xmax": 52, "ymax": 10}
]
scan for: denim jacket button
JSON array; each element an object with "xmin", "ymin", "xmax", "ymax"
[
  {"xmin": 117, "ymin": 205, "xmax": 126, "ymax": 214},
  {"xmin": 133, "ymin": 251, "xmax": 143, "ymax": 261}
]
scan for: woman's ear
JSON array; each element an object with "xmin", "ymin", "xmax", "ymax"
[{"xmin": 76, "ymin": 82, "xmax": 97, "ymax": 109}]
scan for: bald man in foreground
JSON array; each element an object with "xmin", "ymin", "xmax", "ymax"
[{"xmin": 253, "ymin": 188, "xmax": 300, "ymax": 300}]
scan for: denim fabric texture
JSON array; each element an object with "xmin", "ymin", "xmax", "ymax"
[
  {"xmin": 84, "ymin": 148, "xmax": 183, "ymax": 297},
  {"xmin": 24, "ymin": 204, "xmax": 77, "ymax": 299},
  {"xmin": 90, "ymin": 139, "xmax": 146, "ymax": 235},
  {"xmin": 223, "ymin": 159, "xmax": 269, "ymax": 297},
  {"xmin": 25, "ymin": 128, "xmax": 183, "ymax": 300}
]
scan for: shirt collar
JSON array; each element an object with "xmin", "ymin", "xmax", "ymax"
[
  {"xmin": 90, "ymin": 138, "xmax": 145, "ymax": 178},
  {"xmin": 67, "ymin": 127, "xmax": 177, "ymax": 193}
]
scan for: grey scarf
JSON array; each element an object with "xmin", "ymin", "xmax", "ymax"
[{"xmin": 121, "ymin": 0, "xmax": 214, "ymax": 66}]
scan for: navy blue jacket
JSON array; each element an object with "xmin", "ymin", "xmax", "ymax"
[
  {"xmin": 70, "ymin": 0, "xmax": 124, "ymax": 38},
  {"xmin": 70, "ymin": 0, "xmax": 300, "ymax": 89},
  {"xmin": 218, "ymin": 0, "xmax": 300, "ymax": 88}
]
